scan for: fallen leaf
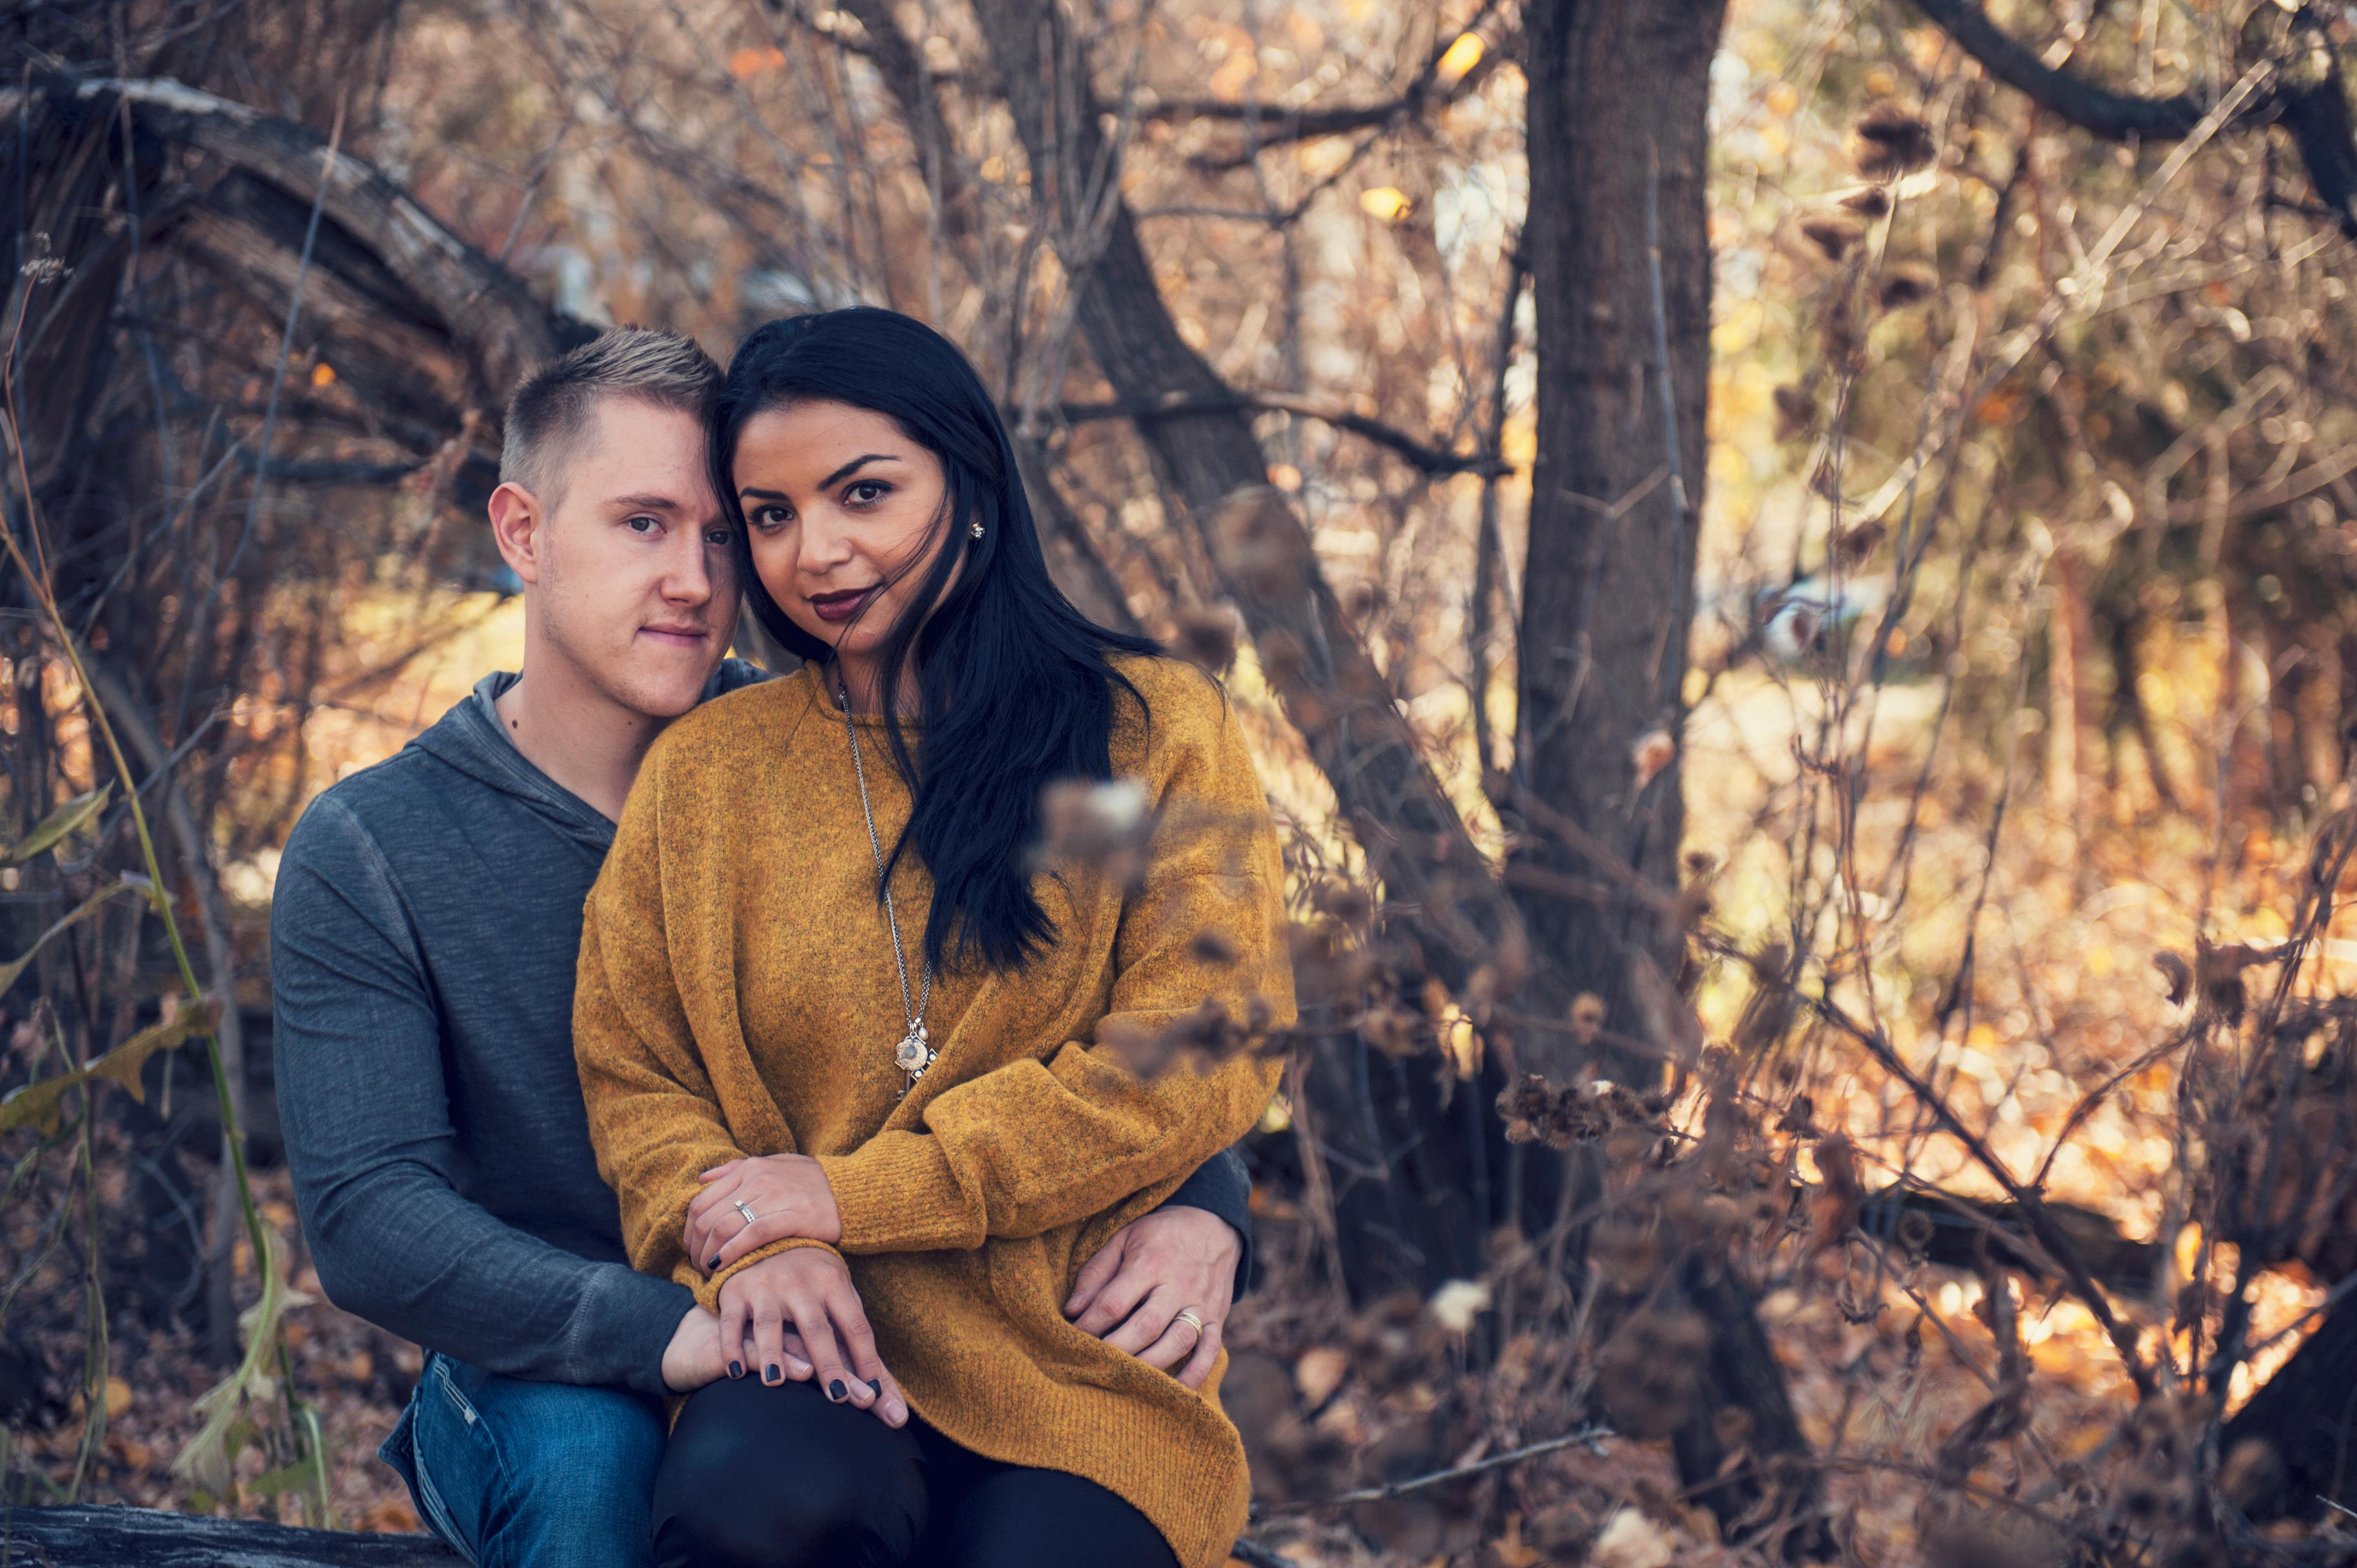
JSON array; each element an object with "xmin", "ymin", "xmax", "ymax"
[
  {"xmin": 1593, "ymin": 1507, "xmax": 1675, "ymax": 1568},
  {"xmin": 1294, "ymin": 1345, "xmax": 1349, "ymax": 1407}
]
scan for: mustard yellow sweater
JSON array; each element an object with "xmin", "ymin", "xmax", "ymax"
[{"xmin": 573, "ymin": 655, "xmax": 1292, "ymax": 1568}]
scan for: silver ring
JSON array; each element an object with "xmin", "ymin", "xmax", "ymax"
[
  {"xmin": 734, "ymin": 1199, "xmax": 758, "ymax": 1227},
  {"xmin": 1172, "ymin": 1308, "xmax": 1206, "ymax": 1338}
]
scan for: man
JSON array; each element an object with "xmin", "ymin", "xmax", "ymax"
[{"xmin": 272, "ymin": 329, "xmax": 1252, "ymax": 1567}]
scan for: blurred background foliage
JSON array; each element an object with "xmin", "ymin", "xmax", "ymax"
[{"xmin": 4, "ymin": 0, "xmax": 2357, "ymax": 1563}]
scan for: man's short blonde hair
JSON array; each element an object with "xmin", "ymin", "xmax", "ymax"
[{"xmin": 499, "ymin": 328, "xmax": 722, "ymax": 506}]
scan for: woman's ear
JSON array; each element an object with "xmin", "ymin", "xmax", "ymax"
[{"xmin": 488, "ymin": 481, "xmax": 547, "ymax": 584}]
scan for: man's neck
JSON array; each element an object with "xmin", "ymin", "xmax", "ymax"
[{"xmin": 492, "ymin": 649, "xmax": 673, "ymax": 823}]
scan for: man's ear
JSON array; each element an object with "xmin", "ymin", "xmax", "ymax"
[{"xmin": 488, "ymin": 481, "xmax": 547, "ymax": 585}]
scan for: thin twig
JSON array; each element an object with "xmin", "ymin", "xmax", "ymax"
[{"xmin": 1267, "ymin": 1424, "xmax": 1617, "ymax": 1512}]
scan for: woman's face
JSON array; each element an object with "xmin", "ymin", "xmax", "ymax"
[{"xmin": 733, "ymin": 399, "xmax": 953, "ymax": 683}]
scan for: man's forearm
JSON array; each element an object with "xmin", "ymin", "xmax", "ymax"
[{"xmin": 300, "ymin": 1167, "xmax": 692, "ymax": 1394}]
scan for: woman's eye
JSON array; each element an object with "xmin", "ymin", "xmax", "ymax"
[
  {"xmin": 754, "ymin": 505, "xmax": 791, "ymax": 529},
  {"xmin": 846, "ymin": 480, "xmax": 889, "ymax": 506}
]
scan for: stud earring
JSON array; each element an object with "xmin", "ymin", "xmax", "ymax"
[{"xmin": 970, "ymin": 521, "xmax": 986, "ymax": 539}]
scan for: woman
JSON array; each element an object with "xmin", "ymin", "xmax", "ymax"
[{"xmin": 573, "ymin": 307, "xmax": 1291, "ymax": 1568}]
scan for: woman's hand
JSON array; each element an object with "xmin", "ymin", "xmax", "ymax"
[
  {"xmin": 1064, "ymin": 1206, "xmax": 1241, "ymax": 1390},
  {"xmin": 686, "ymin": 1153, "xmax": 843, "ymax": 1272},
  {"xmin": 716, "ymin": 1247, "xmax": 909, "ymax": 1427}
]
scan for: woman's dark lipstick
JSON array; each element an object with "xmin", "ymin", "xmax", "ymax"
[{"xmin": 809, "ymin": 587, "xmax": 879, "ymax": 623}]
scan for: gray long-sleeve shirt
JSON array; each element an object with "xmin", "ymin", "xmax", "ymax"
[{"xmin": 271, "ymin": 666, "xmax": 1251, "ymax": 1396}]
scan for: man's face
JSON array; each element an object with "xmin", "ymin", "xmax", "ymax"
[{"xmin": 508, "ymin": 397, "xmax": 739, "ymax": 720}]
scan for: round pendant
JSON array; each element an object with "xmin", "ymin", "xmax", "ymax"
[{"xmin": 894, "ymin": 1031, "xmax": 930, "ymax": 1072}]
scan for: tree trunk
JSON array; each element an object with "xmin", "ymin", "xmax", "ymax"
[
  {"xmin": 1514, "ymin": 0, "xmax": 1723, "ymax": 1082},
  {"xmin": 2217, "ymin": 1287, "xmax": 2357, "ymax": 1520},
  {"xmin": 960, "ymin": 0, "xmax": 1542, "ymax": 1299},
  {"xmin": 0, "ymin": 1507, "xmax": 460, "ymax": 1566},
  {"xmin": 1519, "ymin": 8, "xmax": 1835, "ymax": 1555}
]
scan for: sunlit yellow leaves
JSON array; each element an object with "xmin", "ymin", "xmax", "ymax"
[
  {"xmin": 308, "ymin": 362, "xmax": 336, "ymax": 388},
  {"xmin": 1973, "ymin": 386, "xmax": 2025, "ymax": 426},
  {"xmin": 1765, "ymin": 81, "xmax": 1799, "ymax": 117},
  {"xmin": 1500, "ymin": 408, "xmax": 1535, "ymax": 471},
  {"xmin": 1203, "ymin": 25, "xmax": 1257, "ymax": 101},
  {"xmin": 727, "ymin": 45, "xmax": 785, "ymax": 79},
  {"xmin": 1435, "ymin": 32, "xmax": 1485, "ymax": 85},
  {"xmin": 1711, "ymin": 296, "xmax": 1764, "ymax": 355},
  {"xmin": 1902, "ymin": 27, "xmax": 1950, "ymax": 71},
  {"xmin": 1297, "ymin": 136, "xmax": 1354, "ymax": 179},
  {"xmin": 1358, "ymin": 187, "xmax": 1411, "ymax": 223}
]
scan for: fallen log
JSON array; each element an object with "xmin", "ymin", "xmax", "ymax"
[
  {"xmin": 0, "ymin": 1505, "xmax": 460, "ymax": 1566},
  {"xmin": 2217, "ymin": 1285, "xmax": 2357, "ymax": 1520}
]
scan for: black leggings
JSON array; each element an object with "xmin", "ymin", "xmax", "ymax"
[{"xmin": 651, "ymin": 1376, "xmax": 1181, "ymax": 1568}]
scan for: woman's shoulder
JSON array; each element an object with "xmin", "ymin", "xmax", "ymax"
[
  {"xmin": 1105, "ymin": 651, "xmax": 1237, "ymax": 778},
  {"xmin": 643, "ymin": 663, "xmax": 820, "ymax": 785},
  {"xmin": 1108, "ymin": 649, "xmax": 1224, "ymax": 718}
]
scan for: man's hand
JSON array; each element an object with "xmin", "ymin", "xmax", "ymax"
[
  {"xmin": 1064, "ymin": 1206, "xmax": 1241, "ymax": 1390},
  {"xmin": 686, "ymin": 1154, "xmax": 843, "ymax": 1273},
  {"xmin": 717, "ymin": 1247, "xmax": 908, "ymax": 1427},
  {"xmin": 660, "ymin": 1306, "xmax": 730, "ymax": 1394}
]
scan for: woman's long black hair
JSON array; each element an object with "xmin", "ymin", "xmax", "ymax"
[{"xmin": 713, "ymin": 307, "xmax": 1162, "ymax": 973}]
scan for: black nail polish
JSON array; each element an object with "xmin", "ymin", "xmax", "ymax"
[
  {"xmin": 707, "ymin": 1255, "xmax": 722, "ymax": 1269},
  {"xmin": 866, "ymin": 1379, "xmax": 881, "ymax": 1395},
  {"xmin": 728, "ymin": 1360, "xmax": 743, "ymax": 1378},
  {"xmin": 765, "ymin": 1365, "xmax": 783, "ymax": 1385},
  {"xmin": 828, "ymin": 1379, "xmax": 847, "ymax": 1401}
]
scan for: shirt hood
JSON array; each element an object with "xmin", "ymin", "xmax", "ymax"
[{"xmin": 405, "ymin": 658, "xmax": 772, "ymax": 854}]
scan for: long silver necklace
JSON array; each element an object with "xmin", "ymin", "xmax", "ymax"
[{"xmin": 838, "ymin": 672, "xmax": 936, "ymax": 1096}]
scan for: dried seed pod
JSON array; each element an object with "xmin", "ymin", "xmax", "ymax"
[
  {"xmin": 1879, "ymin": 261, "xmax": 1938, "ymax": 308},
  {"xmin": 1837, "ymin": 185, "xmax": 1892, "ymax": 218},
  {"xmin": 1170, "ymin": 606, "xmax": 1239, "ymax": 675},
  {"xmin": 1800, "ymin": 213, "xmax": 1866, "ymax": 260},
  {"xmin": 1830, "ymin": 518, "xmax": 1886, "ymax": 565},
  {"xmin": 1772, "ymin": 383, "xmax": 1815, "ymax": 442},
  {"xmin": 1188, "ymin": 928, "xmax": 1239, "ymax": 967},
  {"xmin": 1854, "ymin": 101, "xmax": 1936, "ymax": 179}
]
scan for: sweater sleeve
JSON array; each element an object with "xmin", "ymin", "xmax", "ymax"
[
  {"xmin": 574, "ymin": 766, "xmax": 773, "ymax": 1305},
  {"xmin": 273, "ymin": 796, "xmax": 692, "ymax": 1395},
  {"xmin": 816, "ymin": 679, "xmax": 1294, "ymax": 1254}
]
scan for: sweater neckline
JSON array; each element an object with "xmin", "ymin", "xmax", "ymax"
[{"xmin": 793, "ymin": 663, "xmax": 926, "ymax": 732}]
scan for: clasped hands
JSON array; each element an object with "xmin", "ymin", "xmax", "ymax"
[{"xmin": 663, "ymin": 1153, "xmax": 1241, "ymax": 1425}]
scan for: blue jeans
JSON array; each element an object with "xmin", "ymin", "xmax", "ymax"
[{"xmin": 380, "ymin": 1354, "xmax": 668, "ymax": 1568}]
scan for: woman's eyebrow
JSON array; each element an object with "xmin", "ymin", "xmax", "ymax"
[{"xmin": 818, "ymin": 453, "xmax": 899, "ymax": 488}]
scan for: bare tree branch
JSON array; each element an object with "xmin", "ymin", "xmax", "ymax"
[
  {"xmin": 1142, "ymin": 6, "xmax": 1511, "ymax": 171},
  {"xmin": 1906, "ymin": 0, "xmax": 2357, "ymax": 235},
  {"xmin": 1058, "ymin": 390, "xmax": 1509, "ymax": 477},
  {"xmin": 0, "ymin": 75, "xmax": 585, "ymax": 403}
]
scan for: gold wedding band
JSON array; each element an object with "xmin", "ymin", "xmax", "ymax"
[{"xmin": 1173, "ymin": 1308, "xmax": 1206, "ymax": 1338}]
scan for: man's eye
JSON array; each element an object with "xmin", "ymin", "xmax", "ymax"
[
  {"xmin": 626, "ymin": 515, "xmax": 660, "ymax": 534},
  {"xmin": 704, "ymin": 527, "xmax": 734, "ymax": 546}
]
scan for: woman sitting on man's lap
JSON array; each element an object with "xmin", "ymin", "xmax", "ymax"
[{"xmin": 573, "ymin": 307, "xmax": 1291, "ymax": 1568}]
